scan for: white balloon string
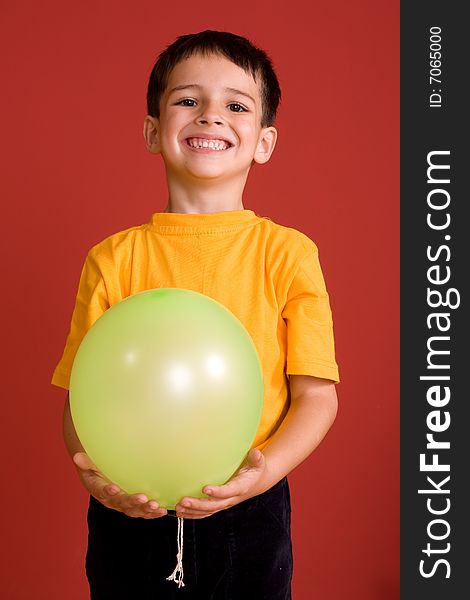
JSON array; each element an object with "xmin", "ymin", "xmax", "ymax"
[{"xmin": 166, "ymin": 517, "xmax": 185, "ymax": 588}]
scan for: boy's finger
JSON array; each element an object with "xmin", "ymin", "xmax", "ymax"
[
  {"xmin": 125, "ymin": 506, "xmax": 166, "ymax": 519},
  {"xmin": 245, "ymin": 448, "xmax": 264, "ymax": 467},
  {"xmin": 140, "ymin": 510, "xmax": 166, "ymax": 519},
  {"xmin": 203, "ymin": 478, "xmax": 248, "ymax": 499},
  {"xmin": 144, "ymin": 504, "xmax": 167, "ymax": 517},
  {"xmin": 176, "ymin": 502, "xmax": 225, "ymax": 518},
  {"xmin": 73, "ymin": 452, "xmax": 97, "ymax": 472},
  {"xmin": 103, "ymin": 484, "xmax": 120, "ymax": 495},
  {"xmin": 130, "ymin": 494, "xmax": 149, "ymax": 505},
  {"xmin": 176, "ymin": 496, "xmax": 230, "ymax": 513},
  {"xmin": 112, "ymin": 493, "xmax": 149, "ymax": 510},
  {"xmin": 111, "ymin": 498, "xmax": 167, "ymax": 518}
]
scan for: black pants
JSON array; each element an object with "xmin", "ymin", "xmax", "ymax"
[{"xmin": 86, "ymin": 477, "xmax": 293, "ymax": 599}]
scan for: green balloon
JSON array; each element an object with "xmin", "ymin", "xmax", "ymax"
[{"xmin": 69, "ymin": 288, "xmax": 264, "ymax": 509}]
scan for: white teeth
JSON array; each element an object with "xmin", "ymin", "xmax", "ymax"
[{"xmin": 187, "ymin": 138, "xmax": 229, "ymax": 150}]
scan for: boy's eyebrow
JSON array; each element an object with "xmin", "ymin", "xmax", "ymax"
[
  {"xmin": 168, "ymin": 84, "xmax": 256, "ymax": 104},
  {"xmin": 224, "ymin": 87, "xmax": 256, "ymax": 104}
]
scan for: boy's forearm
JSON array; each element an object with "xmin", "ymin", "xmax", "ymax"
[
  {"xmin": 258, "ymin": 384, "xmax": 338, "ymax": 493},
  {"xmin": 63, "ymin": 392, "xmax": 85, "ymax": 458}
]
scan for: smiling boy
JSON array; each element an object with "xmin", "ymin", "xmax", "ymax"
[
  {"xmin": 145, "ymin": 51, "xmax": 277, "ymax": 211},
  {"xmin": 53, "ymin": 30, "xmax": 339, "ymax": 599}
]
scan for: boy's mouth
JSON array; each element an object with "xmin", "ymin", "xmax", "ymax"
[{"xmin": 185, "ymin": 137, "xmax": 233, "ymax": 151}]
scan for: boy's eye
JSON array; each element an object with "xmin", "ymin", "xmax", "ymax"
[
  {"xmin": 228, "ymin": 103, "xmax": 247, "ymax": 113},
  {"xmin": 176, "ymin": 98, "xmax": 197, "ymax": 107}
]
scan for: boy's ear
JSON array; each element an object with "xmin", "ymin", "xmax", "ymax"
[
  {"xmin": 143, "ymin": 116, "xmax": 161, "ymax": 154},
  {"xmin": 253, "ymin": 127, "xmax": 278, "ymax": 165}
]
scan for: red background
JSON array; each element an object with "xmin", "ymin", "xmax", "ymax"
[{"xmin": 0, "ymin": 1, "xmax": 399, "ymax": 598}]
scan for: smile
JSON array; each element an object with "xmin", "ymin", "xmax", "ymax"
[{"xmin": 185, "ymin": 137, "xmax": 232, "ymax": 151}]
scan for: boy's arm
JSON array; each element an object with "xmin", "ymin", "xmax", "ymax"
[
  {"xmin": 63, "ymin": 392, "xmax": 167, "ymax": 518},
  {"xmin": 175, "ymin": 375, "xmax": 338, "ymax": 519}
]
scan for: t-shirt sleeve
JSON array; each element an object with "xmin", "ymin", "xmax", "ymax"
[
  {"xmin": 51, "ymin": 249, "xmax": 110, "ymax": 390},
  {"xmin": 282, "ymin": 245, "xmax": 340, "ymax": 383}
]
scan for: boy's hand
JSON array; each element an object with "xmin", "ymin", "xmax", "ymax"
[
  {"xmin": 73, "ymin": 452, "xmax": 168, "ymax": 519},
  {"xmin": 174, "ymin": 448, "xmax": 266, "ymax": 519}
]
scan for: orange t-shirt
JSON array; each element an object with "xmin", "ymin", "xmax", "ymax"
[{"xmin": 51, "ymin": 209, "xmax": 339, "ymax": 449}]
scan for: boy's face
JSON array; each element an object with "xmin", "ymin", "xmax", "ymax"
[{"xmin": 143, "ymin": 53, "xmax": 277, "ymax": 184}]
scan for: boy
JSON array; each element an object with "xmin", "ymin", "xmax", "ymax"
[{"xmin": 52, "ymin": 30, "xmax": 339, "ymax": 599}]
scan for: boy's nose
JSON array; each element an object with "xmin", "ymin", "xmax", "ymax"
[
  {"xmin": 197, "ymin": 116, "xmax": 224, "ymax": 126},
  {"xmin": 196, "ymin": 103, "xmax": 224, "ymax": 126}
]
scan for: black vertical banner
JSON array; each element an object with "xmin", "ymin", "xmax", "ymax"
[{"xmin": 401, "ymin": 2, "xmax": 468, "ymax": 598}]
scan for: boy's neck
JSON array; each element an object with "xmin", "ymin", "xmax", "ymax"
[{"xmin": 163, "ymin": 174, "xmax": 247, "ymax": 214}]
